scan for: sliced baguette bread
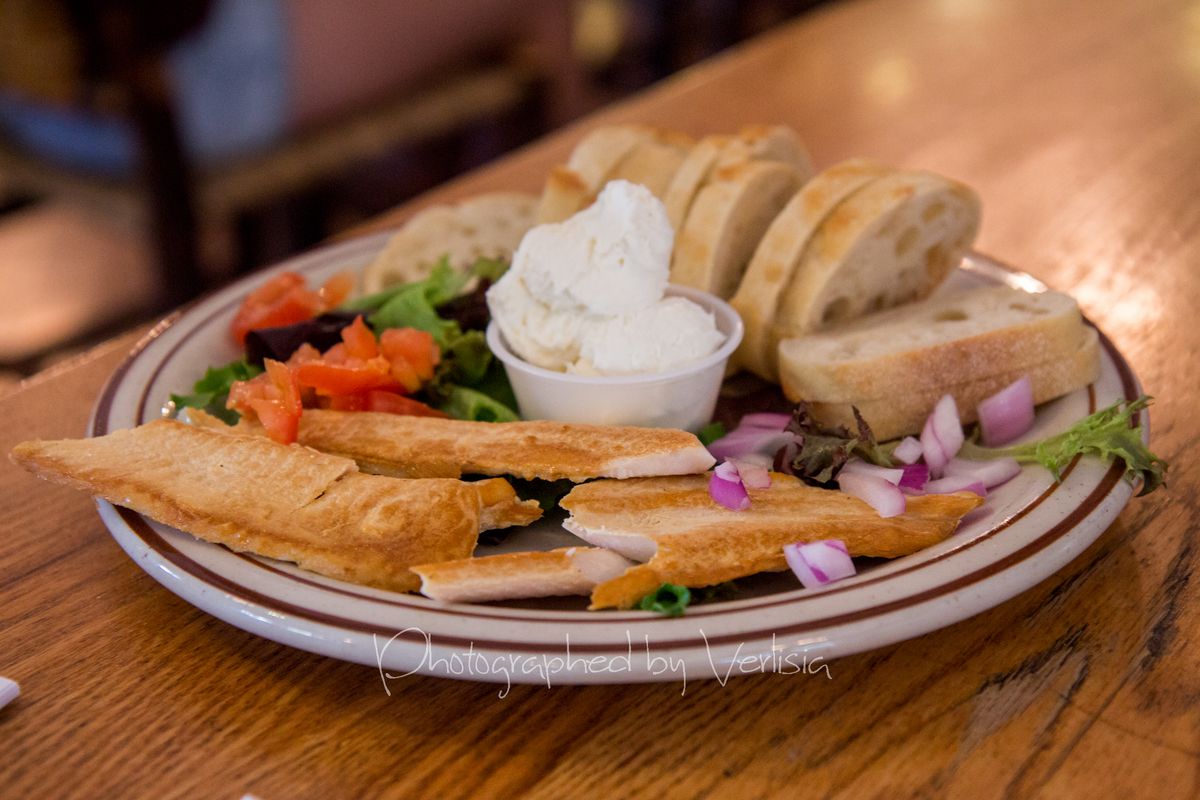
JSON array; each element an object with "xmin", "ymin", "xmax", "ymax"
[
  {"xmin": 535, "ymin": 124, "xmax": 659, "ymax": 223},
  {"xmin": 361, "ymin": 192, "xmax": 536, "ymax": 293},
  {"xmin": 606, "ymin": 129, "xmax": 695, "ymax": 199},
  {"xmin": 792, "ymin": 326, "xmax": 1101, "ymax": 440},
  {"xmin": 774, "ymin": 171, "xmax": 981, "ymax": 337},
  {"xmin": 412, "ymin": 546, "xmax": 635, "ymax": 603},
  {"xmin": 777, "ymin": 285, "xmax": 1090, "ymax": 401},
  {"xmin": 730, "ymin": 159, "xmax": 894, "ymax": 380},
  {"xmin": 670, "ymin": 159, "xmax": 802, "ymax": 298},
  {"xmin": 663, "ymin": 125, "xmax": 813, "ymax": 231}
]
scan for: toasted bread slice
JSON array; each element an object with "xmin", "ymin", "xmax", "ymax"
[
  {"xmin": 559, "ymin": 473, "xmax": 983, "ymax": 609},
  {"xmin": 361, "ymin": 192, "xmax": 535, "ymax": 293},
  {"xmin": 606, "ymin": 131, "xmax": 694, "ymax": 199},
  {"xmin": 775, "ymin": 171, "xmax": 981, "ymax": 336},
  {"xmin": 183, "ymin": 409, "xmax": 543, "ymax": 530},
  {"xmin": 278, "ymin": 410, "xmax": 715, "ymax": 482},
  {"xmin": 10, "ymin": 420, "xmax": 483, "ymax": 592},
  {"xmin": 730, "ymin": 159, "xmax": 894, "ymax": 379},
  {"xmin": 413, "ymin": 546, "xmax": 635, "ymax": 603},
  {"xmin": 777, "ymin": 286, "xmax": 1090, "ymax": 401},
  {"xmin": 663, "ymin": 125, "xmax": 813, "ymax": 231},
  {"xmin": 670, "ymin": 159, "xmax": 802, "ymax": 298},
  {"xmin": 535, "ymin": 124, "xmax": 659, "ymax": 223},
  {"xmin": 794, "ymin": 326, "xmax": 1101, "ymax": 440}
]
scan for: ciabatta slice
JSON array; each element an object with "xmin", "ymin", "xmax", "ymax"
[
  {"xmin": 775, "ymin": 171, "xmax": 981, "ymax": 336},
  {"xmin": 286, "ymin": 410, "xmax": 715, "ymax": 482},
  {"xmin": 10, "ymin": 420, "xmax": 482, "ymax": 592},
  {"xmin": 730, "ymin": 159, "xmax": 893, "ymax": 380},
  {"xmin": 361, "ymin": 192, "xmax": 535, "ymax": 293},
  {"xmin": 560, "ymin": 473, "xmax": 982, "ymax": 609},
  {"xmin": 413, "ymin": 547, "xmax": 635, "ymax": 603},
  {"xmin": 795, "ymin": 326, "xmax": 1102, "ymax": 440},
  {"xmin": 670, "ymin": 160, "xmax": 801, "ymax": 298}
]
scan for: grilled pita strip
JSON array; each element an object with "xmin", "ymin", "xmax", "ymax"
[
  {"xmin": 559, "ymin": 473, "xmax": 983, "ymax": 609},
  {"xmin": 184, "ymin": 409, "xmax": 543, "ymax": 530},
  {"xmin": 260, "ymin": 410, "xmax": 715, "ymax": 482},
  {"xmin": 413, "ymin": 546, "xmax": 635, "ymax": 603},
  {"xmin": 11, "ymin": 419, "xmax": 493, "ymax": 592}
]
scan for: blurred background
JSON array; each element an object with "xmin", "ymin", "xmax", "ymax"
[{"xmin": 0, "ymin": 0, "xmax": 831, "ymax": 389}]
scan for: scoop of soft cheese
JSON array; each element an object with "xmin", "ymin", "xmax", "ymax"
[{"xmin": 487, "ymin": 180, "xmax": 724, "ymax": 374}]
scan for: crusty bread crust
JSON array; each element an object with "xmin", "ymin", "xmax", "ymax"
[
  {"xmin": 796, "ymin": 326, "xmax": 1102, "ymax": 440},
  {"xmin": 361, "ymin": 192, "xmax": 535, "ymax": 293},
  {"xmin": 560, "ymin": 473, "xmax": 982, "ymax": 609},
  {"xmin": 413, "ymin": 546, "xmax": 634, "ymax": 603},
  {"xmin": 730, "ymin": 159, "xmax": 894, "ymax": 380},
  {"xmin": 670, "ymin": 159, "xmax": 801, "ymax": 298},
  {"xmin": 290, "ymin": 410, "xmax": 715, "ymax": 482},
  {"xmin": 10, "ymin": 420, "xmax": 483, "ymax": 592},
  {"xmin": 776, "ymin": 171, "xmax": 981, "ymax": 336}
]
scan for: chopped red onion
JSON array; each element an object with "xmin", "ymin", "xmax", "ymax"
[
  {"xmin": 978, "ymin": 376, "xmax": 1035, "ymax": 446},
  {"xmin": 730, "ymin": 458, "xmax": 772, "ymax": 489},
  {"xmin": 709, "ymin": 461, "xmax": 751, "ymax": 510},
  {"xmin": 943, "ymin": 457, "xmax": 1021, "ymax": 488},
  {"xmin": 925, "ymin": 475, "xmax": 987, "ymax": 496},
  {"xmin": 739, "ymin": 412, "xmax": 792, "ymax": 430},
  {"xmin": 784, "ymin": 540, "xmax": 856, "ymax": 588},
  {"xmin": 922, "ymin": 394, "xmax": 964, "ymax": 477},
  {"xmin": 840, "ymin": 459, "xmax": 904, "ymax": 485},
  {"xmin": 899, "ymin": 463, "xmax": 930, "ymax": 492},
  {"xmin": 707, "ymin": 430, "xmax": 794, "ymax": 461},
  {"xmin": 837, "ymin": 471, "xmax": 906, "ymax": 517},
  {"xmin": 892, "ymin": 436, "xmax": 924, "ymax": 464}
]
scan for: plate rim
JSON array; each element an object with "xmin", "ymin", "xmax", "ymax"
[{"xmin": 86, "ymin": 236, "xmax": 1144, "ymax": 683}]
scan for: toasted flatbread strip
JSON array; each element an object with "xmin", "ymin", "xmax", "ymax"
[
  {"xmin": 670, "ymin": 159, "xmax": 802, "ymax": 298},
  {"xmin": 775, "ymin": 170, "xmax": 981, "ymax": 336},
  {"xmin": 798, "ymin": 326, "xmax": 1101, "ymax": 440},
  {"xmin": 413, "ymin": 546, "xmax": 635, "ymax": 603},
  {"xmin": 285, "ymin": 410, "xmax": 715, "ymax": 481},
  {"xmin": 361, "ymin": 192, "xmax": 535, "ymax": 293},
  {"xmin": 730, "ymin": 159, "xmax": 894, "ymax": 380},
  {"xmin": 10, "ymin": 420, "xmax": 483, "ymax": 592},
  {"xmin": 559, "ymin": 473, "xmax": 982, "ymax": 609},
  {"xmin": 663, "ymin": 126, "xmax": 814, "ymax": 231},
  {"xmin": 182, "ymin": 409, "xmax": 543, "ymax": 530}
]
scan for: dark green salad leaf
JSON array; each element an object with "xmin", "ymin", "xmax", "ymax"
[
  {"xmin": 438, "ymin": 386, "xmax": 519, "ymax": 422},
  {"xmin": 170, "ymin": 359, "xmax": 261, "ymax": 424},
  {"xmin": 696, "ymin": 421, "xmax": 727, "ymax": 447},
  {"xmin": 960, "ymin": 396, "xmax": 1167, "ymax": 495},
  {"xmin": 774, "ymin": 401, "xmax": 890, "ymax": 485},
  {"xmin": 637, "ymin": 583, "xmax": 692, "ymax": 617}
]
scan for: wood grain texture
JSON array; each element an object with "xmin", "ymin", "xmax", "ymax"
[{"xmin": 4, "ymin": 0, "xmax": 1199, "ymax": 796}]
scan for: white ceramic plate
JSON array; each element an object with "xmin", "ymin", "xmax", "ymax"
[{"xmin": 90, "ymin": 234, "xmax": 1146, "ymax": 687}]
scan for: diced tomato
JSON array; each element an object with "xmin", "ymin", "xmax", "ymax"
[
  {"xmin": 323, "ymin": 393, "xmax": 367, "ymax": 411},
  {"xmin": 340, "ymin": 315, "xmax": 379, "ymax": 360},
  {"xmin": 229, "ymin": 270, "xmax": 355, "ymax": 345},
  {"xmin": 293, "ymin": 358, "xmax": 401, "ymax": 395},
  {"xmin": 380, "ymin": 327, "xmax": 439, "ymax": 381},
  {"xmin": 363, "ymin": 390, "xmax": 448, "ymax": 417},
  {"xmin": 227, "ymin": 358, "xmax": 302, "ymax": 444}
]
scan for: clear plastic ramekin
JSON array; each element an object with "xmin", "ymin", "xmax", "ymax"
[{"xmin": 486, "ymin": 285, "xmax": 744, "ymax": 430}]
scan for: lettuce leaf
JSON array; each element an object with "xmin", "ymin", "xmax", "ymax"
[
  {"xmin": 438, "ymin": 386, "xmax": 519, "ymax": 422},
  {"xmin": 170, "ymin": 359, "xmax": 261, "ymax": 424}
]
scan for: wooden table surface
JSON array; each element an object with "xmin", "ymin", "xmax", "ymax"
[{"xmin": 4, "ymin": 0, "xmax": 1198, "ymax": 796}]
